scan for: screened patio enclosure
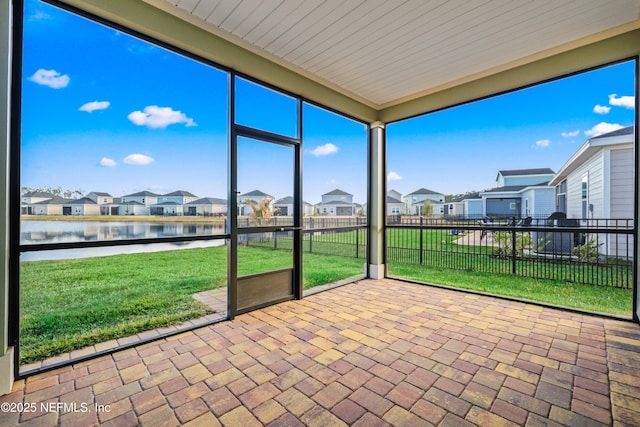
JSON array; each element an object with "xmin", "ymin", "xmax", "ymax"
[{"xmin": 1, "ymin": 0, "xmax": 639, "ymax": 392}]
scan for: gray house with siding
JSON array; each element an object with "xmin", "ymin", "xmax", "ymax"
[
  {"xmin": 482, "ymin": 168, "xmax": 555, "ymax": 219},
  {"xmin": 403, "ymin": 188, "xmax": 445, "ymax": 215},
  {"xmin": 185, "ymin": 197, "xmax": 227, "ymax": 216},
  {"xmin": 317, "ymin": 189, "xmax": 356, "ymax": 216},
  {"xmin": 238, "ymin": 190, "xmax": 274, "ymax": 216},
  {"xmin": 550, "ymin": 125, "xmax": 634, "ymax": 257}
]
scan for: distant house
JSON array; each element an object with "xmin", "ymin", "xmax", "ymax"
[
  {"xmin": 158, "ymin": 190, "xmax": 199, "ymax": 205},
  {"xmin": 238, "ymin": 190, "xmax": 274, "ymax": 216},
  {"xmin": 150, "ymin": 190, "xmax": 199, "ymax": 215},
  {"xmin": 317, "ymin": 189, "xmax": 356, "ymax": 216},
  {"xmin": 403, "ymin": 188, "xmax": 445, "ymax": 215},
  {"xmin": 64, "ymin": 197, "xmax": 100, "ymax": 216},
  {"xmin": 185, "ymin": 197, "xmax": 227, "ymax": 216},
  {"xmin": 21, "ymin": 191, "xmax": 56, "ymax": 214},
  {"xmin": 22, "ymin": 191, "xmax": 55, "ymax": 205},
  {"xmin": 481, "ymin": 185, "xmax": 555, "ymax": 219},
  {"xmin": 496, "ymin": 168, "xmax": 555, "ymax": 187},
  {"xmin": 550, "ymin": 125, "xmax": 634, "ymax": 257},
  {"xmin": 272, "ymin": 196, "xmax": 314, "ymax": 216},
  {"xmin": 86, "ymin": 192, "xmax": 118, "ymax": 215},
  {"xmin": 150, "ymin": 201, "xmax": 182, "ymax": 216},
  {"xmin": 118, "ymin": 201, "xmax": 147, "ymax": 216},
  {"xmin": 31, "ymin": 196, "xmax": 70, "ymax": 215},
  {"xmin": 446, "ymin": 192, "xmax": 482, "ymax": 218},
  {"xmin": 86, "ymin": 192, "xmax": 114, "ymax": 204},
  {"xmin": 121, "ymin": 191, "xmax": 159, "ymax": 215},
  {"xmin": 481, "ymin": 168, "xmax": 555, "ymax": 219},
  {"xmin": 387, "ymin": 194, "xmax": 404, "ymax": 215}
]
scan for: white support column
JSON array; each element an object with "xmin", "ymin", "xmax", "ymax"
[
  {"xmin": 369, "ymin": 121, "xmax": 386, "ymax": 279},
  {"xmin": 0, "ymin": 0, "xmax": 14, "ymax": 394}
]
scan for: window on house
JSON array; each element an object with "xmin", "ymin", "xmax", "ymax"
[
  {"xmin": 581, "ymin": 176, "xmax": 588, "ymax": 220},
  {"xmin": 556, "ymin": 180, "xmax": 567, "ymax": 213}
]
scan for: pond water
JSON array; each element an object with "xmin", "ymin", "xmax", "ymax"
[
  {"xmin": 20, "ymin": 220, "xmax": 227, "ymax": 261},
  {"xmin": 21, "ymin": 220, "xmax": 226, "ymax": 244}
]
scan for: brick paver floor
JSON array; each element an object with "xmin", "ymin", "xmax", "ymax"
[{"xmin": 2, "ymin": 278, "xmax": 639, "ymax": 426}]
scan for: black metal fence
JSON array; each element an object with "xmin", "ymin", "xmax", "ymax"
[
  {"xmin": 243, "ymin": 220, "xmax": 368, "ymax": 260},
  {"xmin": 237, "ymin": 216, "xmax": 367, "ymax": 229},
  {"xmin": 237, "ymin": 214, "xmax": 633, "ymax": 288},
  {"xmin": 387, "ymin": 216, "xmax": 634, "ymax": 288}
]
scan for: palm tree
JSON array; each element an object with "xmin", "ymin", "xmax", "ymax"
[{"xmin": 244, "ymin": 197, "xmax": 274, "ymax": 226}]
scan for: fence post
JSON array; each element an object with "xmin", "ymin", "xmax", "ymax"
[
  {"xmin": 356, "ymin": 228, "xmax": 359, "ymax": 258},
  {"xmin": 419, "ymin": 216, "xmax": 424, "ymax": 265},
  {"xmin": 511, "ymin": 229, "xmax": 517, "ymax": 275}
]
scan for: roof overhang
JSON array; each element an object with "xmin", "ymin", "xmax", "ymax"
[
  {"xmin": 56, "ymin": 0, "xmax": 640, "ymax": 123},
  {"xmin": 550, "ymin": 134, "xmax": 635, "ymax": 186}
]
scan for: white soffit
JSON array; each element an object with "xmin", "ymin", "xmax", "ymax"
[{"xmin": 150, "ymin": 0, "xmax": 640, "ymax": 108}]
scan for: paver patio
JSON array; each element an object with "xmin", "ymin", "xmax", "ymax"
[{"xmin": 1, "ymin": 278, "xmax": 639, "ymax": 426}]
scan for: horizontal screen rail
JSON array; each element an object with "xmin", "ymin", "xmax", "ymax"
[{"xmin": 19, "ymin": 233, "xmax": 230, "ymax": 253}]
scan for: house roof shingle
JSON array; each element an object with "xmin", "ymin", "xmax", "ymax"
[
  {"xmin": 240, "ymin": 190, "xmax": 273, "ymax": 198},
  {"xmin": 387, "ymin": 196, "xmax": 402, "ymax": 204},
  {"xmin": 67, "ymin": 197, "xmax": 97, "ymax": 205},
  {"xmin": 322, "ymin": 189, "xmax": 352, "ymax": 196},
  {"xmin": 406, "ymin": 188, "xmax": 443, "ymax": 196},
  {"xmin": 123, "ymin": 191, "xmax": 159, "ymax": 197},
  {"xmin": 498, "ymin": 168, "xmax": 555, "ymax": 176},
  {"xmin": 187, "ymin": 197, "xmax": 227, "ymax": 205},
  {"xmin": 33, "ymin": 196, "xmax": 72, "ymax": 205},
  {"xmin": 163, "ymin": 190, "xmax": 198, "ymax": 197},
  {"xmin": 318, "ymin": 200, "xmax": 354, "ymax": 206},
  {"xmin": 590, "ymin": 125, "xmax": 634, "ymax": 139}
]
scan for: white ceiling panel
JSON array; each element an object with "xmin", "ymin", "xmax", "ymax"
[{"xmin": 152, "ymin": 0, "xmax": 640, "ymax": 107}]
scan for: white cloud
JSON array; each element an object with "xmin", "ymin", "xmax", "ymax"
[
  {"xmin": 123, "ymin": 154, "xmax": 154, "ymax": 165},
  {"xmin": 584, "ymin": 122, "xmax": 624, "ymax": 137},
  {"xmin": 127, "ymin": 106, "xmax": 196, "ymax": 129},
  {"xmin": 561, "ymin": 130, "xmax": 579, "ymax": 138},
  {"xmin": 326, "ymin": 178, "xmax": 337, "ymax": 185},
  {"xmin": 535, "ymin": 139, "xmax": 550, "ymax": 148},
  {"xmin": 609, "ymin": 94, "xmax": 635, "ymax": 109},
  {"xmin": 79, "ymin": 101, "xmax": 110, "ymax": 113},
  {"xmin": 387, "ymin": 171, "xmax": 402, "ymax": 181},
  {"xmin": 28, "ymin": 69, "xmax": 70, "ymax": 89},
  {"xmin": 98, "ymin": 157, "xmax": 116, "ymax": 167},
  {"xmin": 593, "ymin": 104, "xmax": 610, "ymax": 114},
  {"xmin": 310, "ymin": 143, "xmax": 339, "ymax": 157},
  {"xmin": 28, "ymin": 10, "xmax": 52, "ymax": 21}
]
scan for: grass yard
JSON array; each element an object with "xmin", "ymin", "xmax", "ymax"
[
  {"xmin": 388, "ymin": 262, "xmax": 632, "ymax": 317},
  {"xmin": 20, "ymin": 245, "xmax": 363, "ymax": 364},
  {"xmin": 19, "ymin": 229, "xmax": 633, "ymax": 364}
]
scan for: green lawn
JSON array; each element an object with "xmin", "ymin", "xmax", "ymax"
[
  {"xmin": 20, "ymin": 232, "xmax": 633, "ymax": 364},
  {"xmin": 388, "ymin": 262, "xmax": 632, "ymax": 317},
  {"xmin": 20, "ymin": 245, "xmax": 363, "ymax": 364}
]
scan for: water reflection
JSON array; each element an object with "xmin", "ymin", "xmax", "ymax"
[
  {"xmin": 21, "ymin": 220, "xmax": 226, "ymax": 244},
  {"xmin": 20, "ymin": 239, "xmax": 226, "ymax": 261}
]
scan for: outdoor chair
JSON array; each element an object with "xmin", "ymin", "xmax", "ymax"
[{"xmin": 479, "ymin": 216, "xmax": 492, "ymax": 240}]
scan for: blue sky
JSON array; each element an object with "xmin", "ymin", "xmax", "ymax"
[
  {"xmin": 387, "ymin": 61, "xmax": 636, "ymax": 195},
  {"xmin": 21, "ymin": 0, "xmax": 368, "ymax": 204},
  {"xmin": 21, "ymin": 0, "xmax": 635, "ymax": 204}
]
